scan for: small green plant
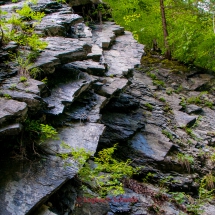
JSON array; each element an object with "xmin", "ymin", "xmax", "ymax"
[
  {"xmin": 9, "ymin": 84, "xmax": 17, "ymax": 90},
  {"xmin": 174, "ymin": 85, "xmax": 183, "ymax": 94},
  {"xmin": 144, "ymin": 103, "xmax": 153, "ymax": 111},
  {"xmin": 162, "ymin": 130, "xmax": 174, "ymax": 141},
  {"xmin": 170, "ymin": 192, "xmax": 186, "ymax": 204},
  {"xmin": 153, "ymin": 79, "xmax": 165, "ymax": 87},
  {"xmin": 142, "ymin": 172, "xmax": 155, "ymax": 183},
  {"xmin": 179, "ymin": 97, "xmax": 186, "ymax": 109},
  {"xmin": 24, "ymin": 119, "xmax": 58, "ymax": 143},
  {"xmin": 3, "ymin": 94, "xmax": 12, "ymax": 99},
  {"xmin": 146, "ymin": 72, "xmax": 157, "ymax": 80},
  {"xmin": 166, "ymin": 88, "xmax": 173, "ymax": 95},
  {"xmin": 20, "ymin": 76, "xmax": 27, "ymax": 82},
  {"xmin": 177, "ymin": 153, "xmax": 194, "ymax": 173},
  {"xmin": 201, "ymin": 173, "xmax": 215, "ymax": 190},
  {"xmin": 159, "ymin": 97, "xmax": 166, "ymax": 102},
  {"xmin": 60, "ymin": 144, "xmax": 141, "ymax": 197},
  {"xmin": 40, "ymin": 124, "xmax": 58, "ymax": 142}
]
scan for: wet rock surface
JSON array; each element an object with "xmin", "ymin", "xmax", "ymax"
[{"xmin": 2, "ymin": 1, "xmax": 215, "ymax": 215}]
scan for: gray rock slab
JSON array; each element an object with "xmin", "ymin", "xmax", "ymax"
[
  {"xmin": 63, "ymin": 92, "xmax": 107, "ymax": 124},
  {"xmin": 36, "ymin": 12, "xmax": 83, "ymax": 36},
  {"xmin": 68, "ymin": 60, "xmax": 106, "ymax": 76},
  {"xmin": 0, "ymin": 98, "xmax": 27, "ymax": 126},
  {"xmin": 0, "ymin": 90, "xmax": 46, "ymax": 114},
  {"xmin": 93, "ymin": 22, "xmax": 124, "ymax": 49},
  {"xmin": 0, "ymin": 123, "xmax": 23, "ymax": 136},
  {"xmin": 130, "ymin": 124, "xmax": 173, "ymax": 161},
  {"xmin": 88, "ymin": 94, "xmax": 108, "ymax": 123},
  {"xmin": 33, "ymin": 37, "xmax": 91, "ymax": 74},
  {"xmin": 185, "ymin": 104, "xmax": 203, "ymax": 114},
  {"xmin": 100, "ymin": 111, "xmax": 145, "ymax": 144},
  {"xmin": 103, "ymin": 31, "xmax": 144, "ymax": 77},
  {"xmin": 1, "ymin": 77, "xmax": 46, "ymax": 96},
  {"xmin": 42, "ymin": 123, "xmax": 105, "ymax": 155},
  {"xmin": 188, "ymin": 74, "xmax": 213, "ymax": 90},
  {"xmin": 87, "ymin": 44, "xmax": 103, "ymax": 62},
  {"xmin": 43, "ymin": 72, "xmax": 94, "ymax": 115},
  {"xmin": 96, "ymin": 77, "xmax": 128, "ymax": 98},
  {"xmin": 0, "ymin": 154, "xmax": 78, "ymax": 215},
  {"xmin": 174, "ymin": 110, "xmax": 196, "ymax": 128},
  {"xmin": 72, "ymin": 22, "xmax": 92, "ymax": 38}
]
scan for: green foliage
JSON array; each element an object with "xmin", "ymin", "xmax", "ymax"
[
  {"xmin": 3, "ymin": 94, "xmax": 12, "ymax": 99},
  {"xmin": 162, "ymin": 129, "xmax": 173, "ymax": 141},
  {"xmin": 153, "ymin": 79, "xmax": 165, "ymax": 87},
  {"xmin": 177, "ymin": 153, "xmax": 194, "ymax": 173},
  {"xmin": 103, "ymin": 0, "xmax": 215, "ymax": 71},
  {"xmin": 144, "ymin": 103, "xmax": 153, "ymax": 111},
  {"xmin": 1, "ymin": 0, "xmax": 47, "ymax": 77},
  {"xmin": 142, "ymin": 172, "xmax": 155, "ymax": 183},
  {"xmin": 159, "ymin": 97, "xmax": 166, "ymax": 102},
  {"xmin": 24, "ymin": 119, "xmax": 58, "ymax": 143},
  {"xmin": 20, "ymin": 76, "xmax": 27, "ymax": 82},
  {"xmin": 61, "ymin": 144, "xmax": 141, "ymax": 197},
  {"xmin": 170, "ymin": 192, "xmax": 186, "ymax": 204},
  {"xmin": 180, "ymin": 92, "xmax": 213, "ymax": 109},
  {"xmin": 146, "ymin": 71, "xmax": 157, "ymax": 80}
]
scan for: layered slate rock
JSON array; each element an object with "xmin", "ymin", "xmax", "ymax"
[
  {"xmin": 174, "ymin": 110, "xmax": 196, "ymax": 128},
  {"xmin": 35, "ymin": 12, "xmax": 83, "ymax": 36},
  {"xmin": 64, "ymin": 91, "xmax": 108, "ymax": 123},
  {"xmin": 66, "ymin": 60, "xmax": 106, "ymax": 76},
  {"xmin": 0, "ymin": 121, "xmax": 105, "ymax": 215},
  {"xmin": 0, "ymin": 90, "xmax": 46, "ymax": 114},
  {"xmin": 87, "ymin": 44, "xmax": 102, "ymax": 61},
  {"xmin": 42, "ymin": 123, "xmax": 105, "ymax": 155},
  {"xmin": 93, "ymin": 22, "xmax": 125, "ymax": 49},
  {"xmin": 130, "ymin": 125, "xmax": 173, "ymax": 161},
  {"xmin": 1, "ymin": 77, "xmax": 46, "ymax": 96},
  {"xmin": 44, "ymin": 72, "xmax": 94, "ymax": 115},
  {"xmin": 103, "ymin": 31, "xmax": 145, "ymax": 77},
  {"xmin": 96, "ymin": 77, "xmax": 128, "ymax": 98},
  {"xmin": 100, "ymin": 111, "xmax": 145, "ymax": 144},
  {"xmin": 33, "ymin": 37, "xmax": 91, "ymax": 74},
  {"xmin": 0, "ymin": 98, "xmax": 27, "ymax": 136},
  {"xmin": 0, "ymin": 154, "xmax": 77, "ymax": 215}
]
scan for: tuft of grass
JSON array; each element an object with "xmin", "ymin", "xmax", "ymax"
[
  {"xmin": 144, "ymin": 103, "xmax": 153, "ymax": 111},
  {"xmin": 159, "ymin": 97, "xmax": 166, "ymax": 102}
]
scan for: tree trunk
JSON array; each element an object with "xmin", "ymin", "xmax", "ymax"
[{"xmin": 160, "ymin": 0, "xmax": 171, "ymax": 59}]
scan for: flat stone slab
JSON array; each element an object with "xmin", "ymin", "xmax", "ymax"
[
  {"xmin": 0, "ymin": 90, "xmax": 46, "ymax": 114},
  {"xmin": 87, "ymin": 44, "xmax": 103, "ymax": 62},
  {"xmin": 0, "ymin": 123, "xmax": 23, "ymax": 136},
  {"xmin": 174, "ymin": 110, "xmax": 196, "ymax": 128},
  {"xmin": 185, "ymin": 104, "xmax": 203, "ymax": 114},
  {"xmin": 96, "ymin": 77, "xmax": 128, "ymax": 98},
  {"xmin": 33, "ymin": 37, "xmax": 91, "ymax": 74},
  {"xmin": 36, "ymin": 12, "xmax": 83, "ymax": 36},
  {"xmin": 42, "ymin": 123, "xmax": 105, "ymax": 155},
  {"xmin": 93, "ymin": 22, "xmax": 124, "ymax": 49},
  {"xmin": 188, "ymin": 74, "xmax": 213, "ymax": 90},
  {"xmin": 130, "ymin": 125, "xmax": 173, "ymax": 161},
  {"xmin": 0, "ymin": 154, "xmax": 77, "ymax": 215},
  {"xmin": 65, "ymin": 92, "xmax": 108, "ymax": 123},
  {"xmin": 100, "ymin": 111, "xmax": 145, "ymax": 144},
  {"xmin": 103, "ymin": 31, "xmax": 144, "ymax": 77},
  {"xmin": 0, "ymin": 98, "xmax": 27, "ymax": 127},
  {"xmin": 68, "ymin": 60, "xmax": 106, "ymax": 76},
  {"xmin": 44, "ymin": 72, "xmax": 94, "ymax": 115},
  {"xmin": 1, "ymin": 77, "xmax": 46, "ymax": 96}
]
